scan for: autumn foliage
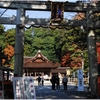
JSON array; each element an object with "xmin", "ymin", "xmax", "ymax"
[
  {"xmin": 4, "ymin": 45, "xmax": 14, "ymax": 60},
  {"xmin": 61, "ymin": 54, "xmax": 70, "ymax": 67},
  {"xmin": 61, "ymin": 51, "xmax": 82, "ymax": 69},
  {"xmin": 96, "ymin": 42, "xmax": 100, "ymax": 63},
  {"xmin": 72, "ymin": 12, "xmax": 85, "ymax": 20},
  {"xmin": 70, "ymin": 56, "xmax": 82, "ymax": 69},
  {"xmin": 61, "ymin": 42, "xmax": 100, "ymax": 69}
]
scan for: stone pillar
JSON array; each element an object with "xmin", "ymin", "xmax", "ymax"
[
  {"xmin": 14, "ymin": 8, "xmax": 25, "ymax": 77},
  {"xmin": 87, "ymin": 29, "xmax": 98, "ymax": 96},
  {"xmin": 86, "ymin": 10, "xmax": 98, "ymax": 96}
]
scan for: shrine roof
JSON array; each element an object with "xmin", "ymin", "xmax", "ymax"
[{"xmin": 23, "ymin": 50, "xmax": 60, "ymax": 68}]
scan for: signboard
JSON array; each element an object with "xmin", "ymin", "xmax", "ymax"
[
  {"xmin": 77, "ymin": 69, "xmax": 84, "ymax": 91},
  {"xmin": 12, "ymin": 77, "xmax": 36, "ymax": 99},
  {"xmin": 0, "ymin": 70, "xmax": 4, "ymax": 99}
]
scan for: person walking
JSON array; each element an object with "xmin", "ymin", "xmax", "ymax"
[
  {"xmin": 62, "ymin": 73, "xmax": 68, "ymax": 90},
  {"xmin": 41, "ymin": 77, "xmax": 44, "ymax": 86},
  {"xmin": 37, "ymin": 75, "xmax": 41, "ymax": 86},
  {"xmin": 51, "ymin": 74, "xmax": 56, "ymax": 90},
  {"xmin": 55, "ymin": 74, "xmax": 60, "ymax": 90}
]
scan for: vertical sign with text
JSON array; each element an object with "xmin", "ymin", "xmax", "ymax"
[
  {"xmin": 77, "ymin": 69, "xmax": 84, "ymax": 91},
  {"xmin": 12, "ymin": 77, "xmax": 36, "ymax": 99}
]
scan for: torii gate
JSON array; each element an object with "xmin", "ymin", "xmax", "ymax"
[{"xmin": 0, "ymin": 0, "xmax": 100, "ymax": 97}]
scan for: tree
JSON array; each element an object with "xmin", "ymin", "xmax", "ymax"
[
  {"xmin": 0, "ymin": 27, "xmax": 15, "ymax": 69},
  {"xmin": 4, "ymin": 44, "xmax": 14, "ymax": 60},
  {"xmin": 5, "ymin": 29, "xmax": 15, "ymax": 46},
  {"xmin": 0, "ymin": 24, "xmax": 5, "ymax": 34},
  {"xmin": 0, "ymin": 24, "xmax": 6, "ymax": 48},
  {"xmin": 24, "ymin": 27, "xmax": 59, "ymax": 62}
]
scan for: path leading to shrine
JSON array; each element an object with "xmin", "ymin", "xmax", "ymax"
[{"xmin": 34, "ymin": 80, "xmax": 88, "ymax": 99}]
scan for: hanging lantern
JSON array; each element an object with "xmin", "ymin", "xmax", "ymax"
[{"xmin": 51, "ymin": 2, "xmax": 64, "ymax": 22}]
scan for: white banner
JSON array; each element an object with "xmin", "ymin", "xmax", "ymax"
[
  {"xmin": 77, "ymin": 69, "xmax": 84, "ymax": 91},
  {"xmin": 12, "ymin": 77, "xmax": 36, "ymax": 99}
]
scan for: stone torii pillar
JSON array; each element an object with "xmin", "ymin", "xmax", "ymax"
[
  {"xmin": 14, "ymin": 8, "xmax": 25, "ymax": 77},
  {"xmin": 86, "ymin": 10, "xmax": 98, "ymax": 97}
]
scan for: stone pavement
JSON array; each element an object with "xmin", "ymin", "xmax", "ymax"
[{"xmin": 34, "ymin": 80, "xmax": 89, "ymax": 99}]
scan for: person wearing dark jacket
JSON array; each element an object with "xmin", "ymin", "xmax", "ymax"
[
  {"xmin": 51, "ymin": 74, "xmax": 56, "ymax": 90},
  {"xmin": 41, "ymin": 77, "xmax": 44, "ymax": 86},
  {"xmin": 37, "ymin": 76, "xmax": 41, "ymax": 86},
  {"xmin": 55, "ymin": 74, "xmax": 60, "ymax": 90}
]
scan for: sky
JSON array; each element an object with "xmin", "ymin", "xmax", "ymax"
[{"xmin": 0, "ymin": 0, "xmax": 88, "ymax": 30}]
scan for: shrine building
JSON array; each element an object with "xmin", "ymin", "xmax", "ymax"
[{"xmin": 23, "ymin": 50, "xmax": 61, "ymax": 79}]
